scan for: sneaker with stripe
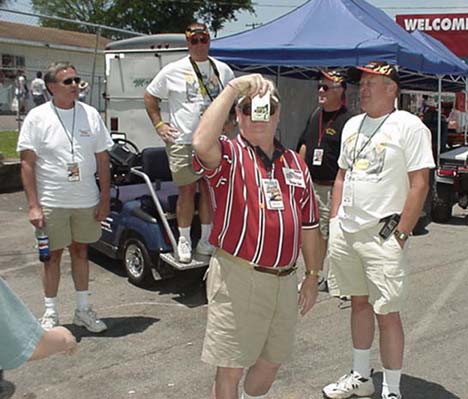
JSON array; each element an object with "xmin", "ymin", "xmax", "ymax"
[{"xmin": 323, "ymin": 370, "xmax": 375, "ymax": 399}]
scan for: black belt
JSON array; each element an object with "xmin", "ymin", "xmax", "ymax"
[{"xmin": 253, "ymin": 266, "xmax": 297, "ymax": 277}]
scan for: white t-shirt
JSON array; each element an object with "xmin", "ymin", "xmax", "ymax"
[
  {"xmin": 146, "ymin": 56, "xmax": 235, "ymax": 144},
  {"xmin": 337, "ymin": 110, "xmax": 435, "ymax": 233},
  {"xmin": 31, "ymin": 78, "xmax": 46, "ymax": 96},
  {"xmin": 17, "ymin": 101, "xmax": 114, "ymax": 208}
]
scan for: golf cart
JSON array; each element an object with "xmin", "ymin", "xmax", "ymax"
[
  {"xmin": 90, "ymin": 139, "xmax": 209, "ymax": 285},
  {"xmin": 431, "ymin": 145, "xmax": 468, "ymax": 223}
]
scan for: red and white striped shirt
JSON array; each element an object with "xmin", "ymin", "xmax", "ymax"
[{"xmin": 193, "ymin": 135, "xmax": 319, "ymax": 268}]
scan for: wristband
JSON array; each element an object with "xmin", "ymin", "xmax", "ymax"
[
  {"xmin": 154, "ymin": 121, "xmax": 166, "ymax": 130},
  {"xmin": 304, "ymin": 269, "xmax": 320, "ymax": 278}
]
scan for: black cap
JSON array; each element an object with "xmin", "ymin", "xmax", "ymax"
[{"xmin": 348, "ymin": 61, "xmax": 400, "ymax": 86}]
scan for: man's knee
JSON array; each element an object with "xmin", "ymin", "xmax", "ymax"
[
  {"xmin": 216, "ymin": 366, "xmax": 244, "ymax": 385},
  {"xmin": 178, "ymin": 183, "xmax": 196, "ymax": 200},
  {"xmin": 68, "ymin": 242, "xmax": 88, "ymax": 260},
  {"xmin": 351, "ymin": 295, "xmax": 372, "ymax": 312},
  {"xmin": 376, "ymin": 311, "xmax": 402, "ymax": 330}
]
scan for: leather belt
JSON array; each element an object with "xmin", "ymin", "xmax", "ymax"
[
  {"xmin": 314, "ymin": 180, "xmax": 334, "ymax": 186},
  {"xmin": 253, "ymin": 266, "xmax": 297, "ymax": 277}
]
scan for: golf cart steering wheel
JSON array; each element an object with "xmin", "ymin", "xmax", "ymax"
[{"xmin": 112, "ymin": 138, "xmax": 139, "ymax": 155}]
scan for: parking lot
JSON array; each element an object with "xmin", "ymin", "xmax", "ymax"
[{"xmin": 1, "ymin": 189, "xmax": 467, "ymax": 399}]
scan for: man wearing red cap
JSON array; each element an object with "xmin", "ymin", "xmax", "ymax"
[
  {"xmin": 144, "ymin": 22, "xmax": 234, "ymax": 264},
  {"xmin": 323, "ymin": 61, "xmax": 435, "ymax": 399},
  {"xmin": 297, "ymin": 70, "xmax": 355, "ymax": 291}
]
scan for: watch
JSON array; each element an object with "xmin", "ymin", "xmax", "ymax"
[
  {"xmin": 394, "ymin": 229, "xmax": 409, "ymax": 241},
  {"xmin": 305, "ymin": 269, "xmax": 321, "ymax": 278}
]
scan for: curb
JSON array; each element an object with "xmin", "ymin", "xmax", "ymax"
[{"xmin": 0, "ymin": 161, "xmax": 22, "ymax": 193}]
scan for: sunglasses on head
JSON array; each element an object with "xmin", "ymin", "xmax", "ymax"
[
  {"xmin": 240, "ymin": 100, "xmax": 279, "ymax": 117},
  {"xmin": 318, "ymin": 83, "xmax": 341, "ymax": 92},
  {"xmin": 188, "ymin": 34, "xmax": 209, "ymax": 45},
  {"xmin": 61, "ymin": 77, "xmax": 81, "ymax": 86}
]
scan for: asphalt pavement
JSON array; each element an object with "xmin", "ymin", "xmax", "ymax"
[{"xmin": 0, "ymin": 190, "xmax": 467, "ymax": 399}]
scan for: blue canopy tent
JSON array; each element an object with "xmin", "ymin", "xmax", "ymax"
[
  {"xmin": 211, "ymin": 0, "xmax": 468, "ymax": 89},
  {"xmin": 410, "ymin": 30, "xmax": 468, "ymax": 152},
  {"xmin": 210, "ymin": 0, "xmax": 468, "ymax": 153}
]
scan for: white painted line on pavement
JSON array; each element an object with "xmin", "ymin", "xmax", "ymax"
[
  {"xmin": 407, "ymin": 258, "xmax": 468, "ymax": 349},
  {"xmin": 0, "ymin": 261, "xmax": 38, "ymax": 275}
]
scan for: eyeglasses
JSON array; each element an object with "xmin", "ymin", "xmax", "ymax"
[
  {"xmin": 240, "ymin": 100, "xmax": 279, "ymax": 117},
  {"xmin": 189, "ymin": 34, "xmax": 209, "ymax": 45},
  {"xmin": 318, "ymin": 83, "xmax": 341, "ymax": 92},
  {"xmin": 61, "ymin": 77, "xmax": 81, "ymax": 86}
]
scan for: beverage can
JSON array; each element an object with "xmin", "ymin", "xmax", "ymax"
[{"xmin": 37, "ymin": 233, "xmax": 51, "ymax": 262}]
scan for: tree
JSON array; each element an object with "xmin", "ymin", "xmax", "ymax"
[{"xmin": 31, "ymin": 0, "xmax": 254, "ymax": 37}]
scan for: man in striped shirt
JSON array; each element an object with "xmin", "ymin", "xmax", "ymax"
[{"xmin": 192, "ymin": 74, "xmax": 323, "ymax": 399}]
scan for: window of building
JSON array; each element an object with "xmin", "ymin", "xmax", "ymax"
[{"xmin": 1, "ymin": 54, "xmax": 26, "ymax": 78}]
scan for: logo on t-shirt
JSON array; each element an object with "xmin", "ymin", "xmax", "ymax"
[{"xmin": 79, "ymin": 129, "xmax": 91, "ymax": 137}]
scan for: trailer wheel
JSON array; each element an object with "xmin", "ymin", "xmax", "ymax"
[
  {"xmin": 123, "ymin": 238, "xmax": 154, "ymax": 285},
  {"xmin": 431, "ymin": 184, "xmax": 453, "ymax": 223}
]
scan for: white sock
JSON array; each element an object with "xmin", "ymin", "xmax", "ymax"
[
  {"xmin": 44, "ymin": 297, "xmax": 58, "ymax": 313},
  {"xmin": 241, "ymin": 390, "xmax": 267, "ymax": 399},
  {"xmin": 352, "ymin": 348, "xmax": 371, "ymax": 378},
  {"xmin": 201, "ymin": 224, "xmax": 212, "ymax": 241},
  {"xmin": 382, "ymin": 368, "xmax": 401, "ymax": 397},
  {"xmin": 76, "ymin": 290, "xmax": 89, "ymax": 311},
  {"xmin": 178, "ymin": 227, "xmax": 191, "ymax": 243}
]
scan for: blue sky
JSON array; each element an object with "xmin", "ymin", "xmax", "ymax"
[
  {"xmin": 2, "ymin": 0, "xmax": 468, "ymax": 37},
  {"xmin": 219, "ymin": 0, "xmax": 468, "ymax": 37}
]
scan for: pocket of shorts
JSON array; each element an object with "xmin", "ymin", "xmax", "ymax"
[
  {"xmin": 387, "ymin": 234, "xmax": 405, "ymax": 252},
  {"xmin": 206, "ymin": 259, "xmax": 232, "ymax": 304},
  {"xmin": 383, "ymin": 261, "xmax": 405, "ymax": 279}
]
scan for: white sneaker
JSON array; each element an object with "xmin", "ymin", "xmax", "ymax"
[
  {"xmin": 177, "ymin": 237, "xmax": 192, "ymax": 263},
  {"xmin": 73, "ymin": 307, "xmax": 107, "ymax": 333},
  {"xmin": 196, "ymin": 239, "xmax": 214, "ymax": 256},
  {"xmin": 383, "ymin": 394, "xmax": 402, "ymax": 399},
  {"xmin": 40, "ymin": 309, "xmax": 59, "ymax": 330},
  {"xmin": 323, "ymin": 370, "xmax": 375, "ymax": 399}
]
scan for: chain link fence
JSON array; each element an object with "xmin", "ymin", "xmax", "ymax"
[{"xmin": 0, "ymin": 8, "xmax": 144, "ymax": 115}]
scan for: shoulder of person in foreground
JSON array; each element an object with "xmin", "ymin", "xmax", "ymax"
[{"xmin": 394, "ymin": 109, "xmax": 433, "ymax": 133}]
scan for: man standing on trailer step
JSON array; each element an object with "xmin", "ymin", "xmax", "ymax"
[{"xmin": 144, "ymin": 22, "xmax": 235, "ymax": 264}]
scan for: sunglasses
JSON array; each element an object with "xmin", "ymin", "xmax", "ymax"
[
  {"xmin": 318, "ymin": 83, "xmax": 342, "ymax": 92},
  {"xmin": 188, "ymin": 34, "xmax": 209, "ymax": 45},
  {"xmin": 61, "ymin": 77, "xmax": 81, "ymax": 86},
  {"xmin": 240, "ymin": 100, "xmax": 279, "ymax": 117}
]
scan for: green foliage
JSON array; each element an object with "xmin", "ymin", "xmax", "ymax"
[
  {"xmin": 0, "ymin": 130, "xmax": 19, "ymax": 160},
  {"xmin": 31, "ymin": 0, "xmax": 254, "ymax": 36}
]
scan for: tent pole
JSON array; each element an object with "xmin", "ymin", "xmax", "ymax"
[
  {"xmin": 465, "ymin": 77, "xmax": 467, "ymax": 146},
  {"xmin": 437, "ymin": 75, "xmax": 442, "ymax": 166},
  {"xmin": 276, "ymin": 66, "xmax": 282, "ymax": 142}
]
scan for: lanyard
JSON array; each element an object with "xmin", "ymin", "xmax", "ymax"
[
  {"xmin": 52, "ymin": 102, "xmax": 76, "ymax": 161},
  {"xmin": 351, "ymin": 110, "xmax": 394, "ymax": 169},
  {"xmin": 318, "ymin": 109, "xmax": 340, "ymax": 146},
  {"xmin": 189, "ymin": 57, "xmax": 223, "ymax": 102}
]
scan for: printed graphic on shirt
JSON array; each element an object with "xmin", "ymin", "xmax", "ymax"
[
  {"xmin": 342, "ymin": 132, "xmax": 387, "ymax": 182},
  {"xmin": 184, "ymin": 71, "xmax": 221, "ymax": 107}
]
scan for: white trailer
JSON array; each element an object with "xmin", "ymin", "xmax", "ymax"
[{"xmin": 104, "ymin": 34, "xmax": 187, "ymax": 150}]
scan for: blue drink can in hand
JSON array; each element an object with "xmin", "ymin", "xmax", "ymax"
[{"xmin": 37, "ymin": 233, "xmax": 51, "ymax": 262}]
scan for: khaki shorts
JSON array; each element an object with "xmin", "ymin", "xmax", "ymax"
[
  {"xmin": 202, "ymin": 249, "xmax": 298, "ymax": 368},
  {"xmin": 38, "ymin": 207, "xmax": 102, "ymax": 251},
  {"xmin": 314, "ymin": 183, "xmax": 333, "ymax": 239},
  {"xmin": 327, "ymin": 218, "xmax": 408, "ymax": 315},
  {"xmin": 166, "ymin": 143, "xmax": 200, "ymax": 186}
]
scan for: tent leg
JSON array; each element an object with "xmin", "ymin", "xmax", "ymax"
[{"xmin": 437, "ymin": 75, "xmax": 442, "ymax": 166}]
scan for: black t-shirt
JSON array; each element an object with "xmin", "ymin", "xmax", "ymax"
[{"xmin": 297, "ymin": 106, "xmax": 355, "ymax": 181}]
